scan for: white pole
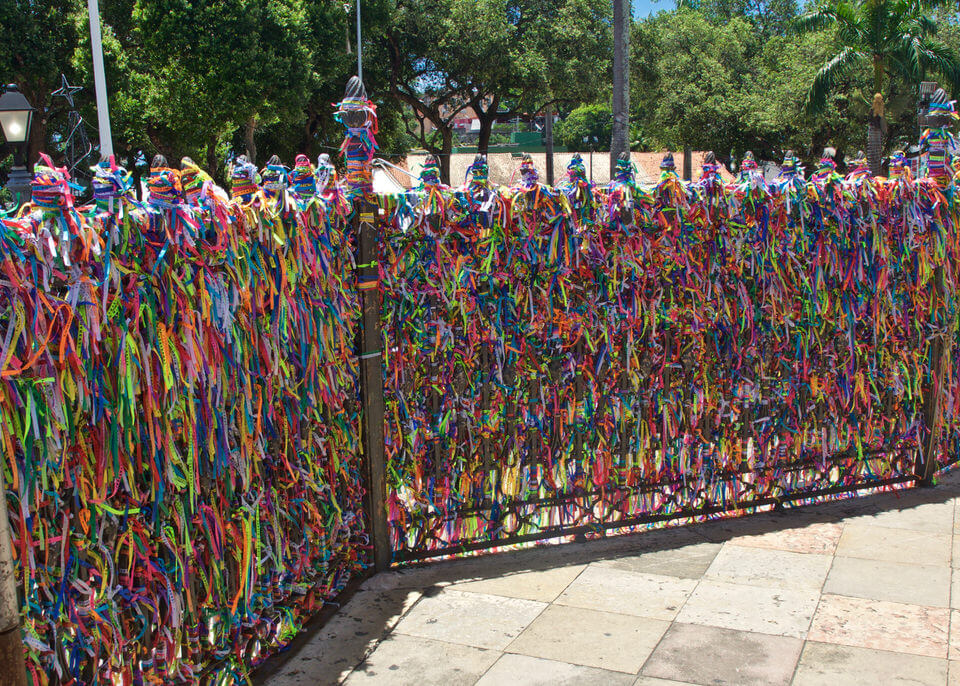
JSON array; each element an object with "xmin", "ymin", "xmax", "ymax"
[
  {"xmin": 0, "ymin": 494, "xmax": 27, "ymax": 686},
  {"xmin": 88, "ymin": 0, "xmax": 114, "ymax": 158},
  {"xmin": 356, "ymin": 0, "xmax": 363, "ymax": 82}
]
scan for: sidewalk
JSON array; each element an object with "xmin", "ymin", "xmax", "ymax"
[{"xmin": 259, "ymin": 470, "xmax": 960, "ymax": 686}]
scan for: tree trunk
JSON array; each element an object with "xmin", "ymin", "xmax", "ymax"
[
  {"xmin": 610, "ymin": 0, "xmax": 631, "ymax": 175},
  {"xmin": 206, "ymin": 138, "xmax": 220, "ymax": 184},
  {"xmin": 867, "ymin": 118, "xmax": 882, "ymax": 176},
  {"xmin": 867, "ymin": 93, "xmax": 884, "ymax": 176},
  {"xmin": 25, "ymin": 117, "xmax": 46, "ymax": 170},
  {"xmin": 545, "ymin": 103, "xmax": 554, "ymax": 185},
  {"xmin": 439, "ymin": 127, "xmax": 453, "ymax": 185},
  {"xmin": 682, "ymin": 145, "xmax": 692, "ymax": 180},
  {"xmin": 244, "ymin": 116, "xmax": 257, "ymax": 165},
  {"xmin": 477, "ymin": 115, "xmax": 495, "ymax": 154}
]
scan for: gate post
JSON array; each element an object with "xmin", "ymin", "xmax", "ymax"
[
  {"xmin": 337, "ymin": 76, "xmax": 391, "ymax": 571},
  {"xmin": 355, "ymin": 199, "xmax": 391, "ymax": 571},
  {"xmin": 917, "ymin": 264, "xmax": 948, "ymax": 486}
]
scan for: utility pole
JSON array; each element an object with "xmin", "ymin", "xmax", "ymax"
[
  {"xmin": 356, "ymin": 0, "xmax": 363, "ymax": 82},
  {"xmin": 610, "ymin": 0, "xmax": 630, "ymax": 175},
  {"xmin": 88, "ymin": 0, "xmax": 113, "ymax": 157},
  {"xmin": 545, "ymin": 103, "xmax": 554, "ymax": 185}
]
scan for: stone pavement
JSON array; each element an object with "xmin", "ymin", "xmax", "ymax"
[{"xmin": 259, "ymin": 469, "xmax": 960, "ymax": 686}]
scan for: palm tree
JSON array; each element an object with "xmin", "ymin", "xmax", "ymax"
[
  {"xmin": 798, "ymin": 0, "xmax": 960, "ymax": 174},
  {"xmin": 610, "ymin": 0, "xmax": 630, "ymax": 175}
]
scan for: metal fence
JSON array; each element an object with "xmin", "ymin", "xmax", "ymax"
[
  {"xmin": 372, "ymin": 163, "xmax": 959, "ymax": 563},
  {"xmin": 2, "ymin": 154, "xmax": 959, "ymax": 683}
]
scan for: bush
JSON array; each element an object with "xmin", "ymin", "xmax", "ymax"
[{"xmin": 555, "ymin": 103, "xmax": 613, "ymax": 151}]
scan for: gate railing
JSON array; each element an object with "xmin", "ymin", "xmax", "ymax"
[
  {"xmin": 2, "ymin": 147, "xmax": 958, "ymax": 683},
  {"xmin": 366, "ymin": 161, "xmax": 959, "ymax": 564}
]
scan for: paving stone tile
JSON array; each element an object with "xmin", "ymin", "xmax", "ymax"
[
  {"xmin": 263, "ymin": 589, "xmax": 421, "ymax": 686},
  {"xmin": 846, "ymin": 499, "xmax": 955, "ymax": 533},
  {"xmin": 342, "ymin": 634, "xmax": 500, "ymax": 685},
  {"xmin": 448, "ymin": 564, "xmax": 585, "ymax": 602},
  {"xmin": 694, "ymin": 509, "xmax": 842, "ymax": 544},
  {"xmin": 953, "ymin": 568, "xmax": 960, "ymax": 609},
  {"xmin": 675, "ymin": 579, "xmax": 819, "ymax": 637},
  {"xmin": 729, "ymin": 521, "xmax": 844, "ymax": 555},
  {"xmin": 792, "ymin": 641, "xmax": 947, "ymax": 686},
  {"xmin": 507, "ymin": 604, "xmax": 670, "ymax": 674},
  {"xmin": 952, "ymin": 610, "xmax": 960, "ymax": 660},
  {"xmin": 633, "ymin": 678, "xmax": 698, "ymax": 686},
  {"xmin": 593, "ymin": 542, "xmax": 722, "ymax": 579},
  {"xmin": 705, "ymin": 544, "xmax": 832, "ymax": 590},
  {"xmin": 954, "ymin": 536, "xmax": 960, "ymax": 569},
  {"xmin": 475, "ymin": 653, "xmax": 635, "ymax": 686},
  {"xmin": 555, "ymin": 564, "xmax": 696, "ymax": 620},
  {"xmin": 393, "ymin": 589, "xmax": 546, "ymax": 650},
  {"xmin": 835, "ymin": 524, "xmax": 952, "ymax": 565},
  {"xmin": 824, "ymin": 556, "xmax": 951, "ymax": 607},
  {"xmin": 808, "ymin": 594, "xmax": 949, "ymax": 658},
  {"xmin": 639, "ymin": 622, "xmax": 802, "ymax": 686},
  {"xmin": 950, "ymin": 659, "xmax": 960, "ymax": 685}
]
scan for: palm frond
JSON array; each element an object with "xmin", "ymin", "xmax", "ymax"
[
  {"xmin": 795, "ymin": 9, "xmax": 839, "ymax": 33},
  {"xmin": 805, "ymin": 47, "xmax": 866, "ymax": 114},
  {"xmin": 919, "ymin": 40, "xmax": 960, "ymax": 92}
]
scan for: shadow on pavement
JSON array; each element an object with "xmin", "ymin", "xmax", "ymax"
[{"xmin": 252, "ymin": 467, "xmax": 960, "ymax": 685}]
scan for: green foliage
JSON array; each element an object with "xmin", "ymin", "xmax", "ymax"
[
  {"xmin": 631, "ymin": 11, "xmax": 757, "ymax": 155},
  {"xmin": 380, "ymin": 0, "xmax": 611, "ymax": 178},
  {"xmin": 556, "ymin": 103, "xmax": 613, "ymax": 150},
  {"xmin": 0, "ymin": 0, "xmax": 85, "ymax": 162},
  {"xmin": 677, "ymin": 0, "xmax": 799, "ymax": 37},
  {"xmin": 5, "ymin": 0, "xmax": 959, "ymax": 181},
  {"xmin": 632, "ymin": 2, "xmax": 960, "ymax": 165},
  {"xmin": 798, "ymin": 0, "xmax": 960, "ymax": 113}
]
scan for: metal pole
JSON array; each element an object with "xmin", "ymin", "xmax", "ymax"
[
  {"xmin": 355, "ymin": 199, "xmax": 390, "ymax": 570},
  {"xmin": 0, "ymin": 497, "xmax": 27, "ymax": 686},
  {"xmin": 545, "ymin": 103, "xmax": 554, "ymax": 185},
  {"xmin": 88, "ymin": 0, "xmax": 113, "ymax": 157},
  {"xmin": 356, "ymin": 0, "xmax": 363, "ymax": 82}
]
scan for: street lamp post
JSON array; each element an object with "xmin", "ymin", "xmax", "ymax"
[
  {"xmin": 582, "ymin": 135, "xmax": 598, "ymax": 184},
  {"xmin": 0, "ymin": 84, "xmax": 35, "ymax": 206},
  {"xmin": 0, "ymin": 88, "xmax": 30, "ymax": 681}
]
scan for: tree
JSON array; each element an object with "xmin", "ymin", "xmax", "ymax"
[
  {"xmin": 380, "ymin": 0, "xmax": 610, "ymax": 182},
  {"xmin": 0, "ymin": 0, "xmax": 85, "ymax": 167},
  {"xmin": 124, "ymin": 0, "xmax": 314, "ymax": 169},
  {"xmin": 798, "ymin": 0, "xmax": 960, "ymax": 173},
  {"xmin": 677, "ymin": 0, "xmax": 799, "ymax": 38},
  {"xmin": 556, "ymin": 103, "xmax": 613, "ymax": 150},
  {"xmin": 630, "ymin": 11, "xmax": 758, "ymax": 159}
]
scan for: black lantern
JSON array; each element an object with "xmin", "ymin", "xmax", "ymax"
[{"xmin": 0, "ymin": 84, "xmax": 35, "ymax": 200}]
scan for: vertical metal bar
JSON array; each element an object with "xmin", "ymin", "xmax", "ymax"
[
  {"xmin": 0, "ymin": 495, "xmax": 26, "ymax": 686},
  {"xmin": 355, "ymin": 198, "xmax": 391, "ymax": 570}
]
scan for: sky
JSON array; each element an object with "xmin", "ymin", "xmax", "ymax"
[{"xmin": 633, "ymin": 0, "xmax": 669, "ymax": 17}]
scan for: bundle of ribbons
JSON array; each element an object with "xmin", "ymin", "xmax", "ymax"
[
  {"xmin": 0, "ymin": 155, "xmax": 366, "ymax": 684},
  {"xmin": 376, "ymin": 156, "xmax": 960, "ymax": 560}
]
